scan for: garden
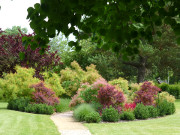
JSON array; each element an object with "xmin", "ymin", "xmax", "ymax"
[{"xmin": 0, "ymin": 0, "xmax": 180, "ymax": 135}]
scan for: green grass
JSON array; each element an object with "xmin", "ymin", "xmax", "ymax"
[
  {"xmin": 55, "ymin": 98, "xmax": 71, "ymax": 112},
  {"xmin": 85, "ymin": 100, "xmax": 180, "ymax": 135},
  {"xmin": 0, "ymin": 103, "xmax": 59, "ymax": 135}
]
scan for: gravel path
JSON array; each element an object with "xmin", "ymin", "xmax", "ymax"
[{"xmin": 51, "ymin": 111, "xmax": 92, "ymax": 135}]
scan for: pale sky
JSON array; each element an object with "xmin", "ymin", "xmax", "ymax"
[{"xmin": 0, "ymin": 0, "xmax": 40, "ymax": 33}]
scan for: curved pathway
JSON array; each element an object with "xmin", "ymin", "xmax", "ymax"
[{"xmin": 51, "ymin": 111, "xmax": 91, "ymax": 135}]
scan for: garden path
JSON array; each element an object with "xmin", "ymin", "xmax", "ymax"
[{"xmin": 51, "ymin": 111, "xmax": 92, "ymax": 135}]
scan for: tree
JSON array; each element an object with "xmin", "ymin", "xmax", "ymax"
[
  {"xmin": 0, "ymin": 28, "xmax": 62, "ymax": 79},
  {"xmin": 26, "ymin": 0, "xmax": 180, "ymax": 56},
  {"xmin": 4, "ymin": 26, "xmax": 28, "ymax": 35}
]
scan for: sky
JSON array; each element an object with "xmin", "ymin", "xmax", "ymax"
[{"xmin": 0, "ymin": 0, "xmax": 40, "ymax": 33}]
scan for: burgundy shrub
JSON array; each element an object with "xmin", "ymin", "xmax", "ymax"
[
  {"xmin": 134, "ymin": 81, "xmax": 161, "ymax": 106},
  {"xmin": 31, "ymin": 82, "xmax": 60, "ymax": 106},
  {"xmin": 97, "ymin": 84, "xmax": 125, "ymax": 113},
  {"xmin": 0, "ymin": 28, "xmax": 62, "ymax": 79}
]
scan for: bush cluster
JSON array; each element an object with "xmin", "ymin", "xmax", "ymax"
[
  {"xmin": 73, "ymin": 104, "xmax": 96, "ymax": 122},
  {"xmin": 159, "ymin": 83, "xmax": 180, "ymax": 99},
  {"xmin": 120, "ymin": 111, "xmax": 135, "ymax": 121},
  {"xmin": 134, "ymin": 103, "xmax": 150, "ymax": 119},
  {"xmin": 25, "ymin": 104, "xmax": 54, "ymax": 115},
  {"xmin": 31, "ymin": 82, "xmax": 60, "ymax": 106},
  {"xmin": 7, "ymin": 98, "xmax": 54, "ymax": 115},
  {"xmin": 102, "ymin": 106, "xmax": 119, "ymax": 122},
  {"xmin": 85, "ymin": 112, "xmax": 101, "ymax": 123},
  {"xmin": 134, "ymin": 81, "xmax": 161, "ymax": 106}
]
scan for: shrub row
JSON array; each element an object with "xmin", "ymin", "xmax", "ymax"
[
  {"xmin": 159, "ymin": 83, "xmax": 180, "ymax": 99},
  {"xmin": 8, "ymin": 98, "xmax": 55, "ymax": 115}
]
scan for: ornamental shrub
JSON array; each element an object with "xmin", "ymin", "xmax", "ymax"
[
  {"xmin": 102, "ymin": 106, "xmax": 119, "ymax": 122},
  {"xmin": 146, "ymin": 106, "xmax": 159, "ymax": 118},
  {"xmin": 120, "ymin": 111, "xmax": 135, "ymax": 121},
  {"xmin": 124, "ymin": 102, "xmax": 136, "ymax": 112},
  {"xmin": 43, "ymin": 72, "xmax": 65, "ymax": 97},
  {"xmin": 7, "ymin": 97, "xmax": 30, "ymax": 112},
  {"xmin": 30, "ymin": 82, "xmax": 60, "ymax": 106},
  {"xmin": 25, "ymin": 104, "xmax": 54, "ymax": 115},
  {"xmin": 91, "ymin": 78, "xmax": 108, "ymax": 90},
  {"xmin": 73, "ymin": 103, "xmax": 96, "ymax": 122},
  {"xmin": 109, "ymin": 77, "xmax": 129, "ymax": 94},
  {"xmin": 159, "ymin": 83, "xmax": 169, "ymax": 92},
  {"xmin": 134, "ymin": 81, "xmax": 161, "ymax": 106},
  {"xmin": 60, "ymin": 61, "xmax": 101, "ymax": 97},
  {"xmin": 129, "ymin": 83, "xmax": 140, "ymax": 92},
  {"xmin": 80, "ymin": 87, "xmax": 98, "ymax": 103},
  {"xmin": 85, "ymin": 112, "xmax": 101, "ymax": 123},
  {"xmin": 168, "ymin": 85, "xmax": 180, "ymax": 99},
  {"xmin": 134, "ymin": 103, "xmax": 150, "ymax": 119},
  {"xmin": 98, "ymin": 85, "xmax": 125, "ymax": 113},
  {"xmin": 157, "ymin": 100, "xmax": 176, "ymax": 116},
  {"xmin": 0, "ymin": 66, "xmax": 40, "ymax": 100},
  {"xmin": 159, "ymin": 92, "xmax": 175, "ymax": 103}
]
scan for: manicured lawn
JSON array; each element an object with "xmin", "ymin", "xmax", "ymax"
[
  {"xmin": 0, "ymin": 102, "xmax": 59, "ymax": 135},
  {"xmin": 85, "ymin": 100, "xmax": 180, "ymax": 135}
]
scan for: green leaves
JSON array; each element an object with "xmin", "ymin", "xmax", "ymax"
[{"xmin": 19, "ymin": 52, "xmax": 25, "ymax": 60}]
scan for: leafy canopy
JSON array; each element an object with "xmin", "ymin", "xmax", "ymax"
[{"xmin": 27, "ymin": 0, "xmax": 180, "ymax": 56}]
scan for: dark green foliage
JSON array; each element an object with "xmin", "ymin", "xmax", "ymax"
[
  {"xmin": 73, "ymin": 104, "xmax": 96, "ymax": 122},
  {"xmin": 120, "ymin": 111, "xmax": 135, "ymax": 121},
  {"xmin": 134, "ymin": 103, "xmax": 150, "ymax": 119},
  {"xmin": 147, "ymin": 106, "xmax": 159, "ymax": 118},
  {"xmin": 80, "ymin": 87, "xmax": 98, "ymax": 103},
  {"xmin": 159, "ymin": 83, "xmax": 170, "ymax": 92},
  {"xmin": 85, "ymin": 112, "xmax": 101, "ymax": 123},
  {"xmin": 7, "ymin": 97, "xmax": 30, "ymax": 112},
  {"xmin": 168, "ymin": 85, "xmax": 180, "ymax": 99},
  {"xmin": 158, "ymin": 84, "xmax": 180, "ymax": 99},
  {"xmin": 102, "ymin": 106, "xmax": 119, "ymax": 122},
  {"xmin": 55, "ymin": 98, "xmax": 71, "ymax": 112},
  {"xmin": 25, "ymin": 104, "xmax": 54, "ymax": 115},
  {"xmin": 90, "ymin": 102, "xmax": 102, "ymax": 112},
  {"xmin": 157, "ymin": 100, "xmax": 176, "ymax": 116}
]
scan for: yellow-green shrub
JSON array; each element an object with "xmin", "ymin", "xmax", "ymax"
[
  {"xmin": 109, "ymin": 77, "xmax": 129, "ymax": 94},
  {"xmin": 129, "ymin": 83, "xmax": 140, "ymax": 92},
  {"xmin": 60, "ymin": 61, "xmax": 101, "ymax": 96},
  {"xmin": 0, "ymin": 66, "xmax": 40, "ymax": 100},
  {"xmin": 158, "ymin": 92, "xmax": 176, "ymax": 103},
  {"xmin": 43, "ymin": 72, "xmax": 65, "ymax": 97}
]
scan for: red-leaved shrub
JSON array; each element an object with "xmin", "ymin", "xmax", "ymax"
[
  {"xmin": 98, "ymin": 85, "xmax": 125, "ymax": 113},
  {"xmin": 31, "ymin": 82, "xmax": 59, "ymax": 106},
  {"xmin": 124, "ymin": 102, "xmax": 136, "ymax": 111},
  {"xmin": 134, "ymin": 81, "xmax": 161, "ymax": 106}
]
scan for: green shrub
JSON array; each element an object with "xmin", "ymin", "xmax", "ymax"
[
  {"xmin": 157, "ymin": 100, "xmax": 176, "ymax": 116},
  {"xmin": 85, "ymin": 112, "xmax": 101, "ymax": 123},
  {"xmin": 60, "ymin": 61, "xmax": 101, "ymax": 97},
  {"xmin": 168, "ymin": 85, "xmax": 180, "ymax": 99},
  {"xmin": 120, "ymin": 111, "xmax": 135, "ymax": 121},
  {"xmin": 55, "ymin": 98, "xmax": 71, "ymax": 112},
  {"xmin": 159, "ymin": 83, "xmax": 169, "ymax": 92},
  {"xmin": 43, "ymin": 72, "xmax": 65, "ymax": 97},
  {"xmin": 90, "ymin": 102, "xmax": 102, "ymax": 112},
  {"xmin": 159, "ymin": 92, "xmax": 175, "ymax": 103},
  {"xmin": 146, "ymin": 106, "xmax": 159, "ymax": 118},
  {"xmin": 7, "ymin": 97, "xmax": 30, "ymax": 112},
  {"xmin": 80, "ymin": 87, "xmax": 98, "ymax": 103},
  {"xmin": 109, "ymin": 77, "xmax": 129, "ymax": 94},
  {"xmin": 102, "ymin": 106, "xmax": 119, "ymax": 122},
  {"xmin": 73, "ymin": 103, "xmax": 96, "ymax": 121},
  {"xmin": 25, "ymin": 104, "xmax": 54, "ymax": 115},
  {"xmin": 0, "ymin": 66, "xmax": 40, "ymax": 100},
  {"xmin": 134, "ymin": 103, "xmax": 150, "ymax": 119}
]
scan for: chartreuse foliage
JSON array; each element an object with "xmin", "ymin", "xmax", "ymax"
[
  {"xmin": 0, "ymin": 66, "xmax": 40, "ymax": 100},
  {"xmin": 60, "ymin": 61, "xmax": 101, "ymax": 96},
  {"xmin": 26, "ymin": 0, "xmax": 180, "ymax": 57},
  {"xmin": 43, "ymin": 72, "xmax": 65, "ymax": 97},
  {"xmin": 109, "ymin": 77, "xmax": 129, "ymax": 94}
]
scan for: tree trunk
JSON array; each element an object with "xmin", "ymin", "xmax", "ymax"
[{"xmin": 137, "ymin": 66, "xmax": 146, "ymax": 83}]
